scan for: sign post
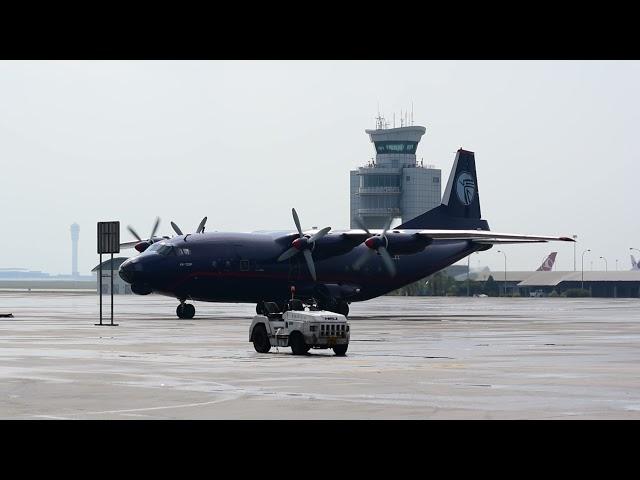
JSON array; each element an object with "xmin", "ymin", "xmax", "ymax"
[{"xmin": 96, "ymin": 221, "xmax": 120, "ymax": 326}]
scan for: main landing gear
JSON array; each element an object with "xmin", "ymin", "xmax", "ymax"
[
  {"xmin": 319, "ymin": 300, "xmax": 349, "ymax": 317},
  {"xmin": 177, "ymin": 302, "xmax": 195, "ymax": 319}
]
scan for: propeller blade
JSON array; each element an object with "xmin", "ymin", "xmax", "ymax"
[
  {"xmin": 353, "ymin": 248, "xmax": 374, "ymax": 270},
  {"xmin": 171, "ymin": 222, "xmax": 183, "ymax": 236},
  {"xmin": 308, "ymin": 226, "xmax": 331, "ymax": 243},
  {"xmin": 353, "ymin": 216, "xmax": 371, "ymax": 235},
  {"xmin": 378, "ymin": 246, "xmax": 397, "ymax": 277},
  {"xmin": 292, "ymin": 208, "xmax": 303, "ymax": 237},
  {"xmin": 302, "ymin": 249, "xmax": 317, "ymax": 281},
  {"xmin": 127, "ymin": 225, "xmax": 142, "ymax": 242},
  {"xmin": 149, "ymin": 217, "xmax": 160, "ymax": 240},
  {"xmin": 277, "ymin": 246, "xmax": 299, "ymax": 262},
  {"xmin": 196, "ymin": 216, "xmax": 207, "ymax": 234},
  {"xmin": 383, "ymin": 217, "xmax": 393, "ymax": 235},
  {"xmin": 120, "ymin": 240, "xmax": 141, "ymax": 249}
]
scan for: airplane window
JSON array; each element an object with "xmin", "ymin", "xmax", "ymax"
[{"xmin": 157, "ymin": 245, "xmax": 176, "ymax": 256}]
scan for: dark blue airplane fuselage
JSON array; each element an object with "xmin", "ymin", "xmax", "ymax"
[
  {"xmin": 118, "ymin": 231, "xmax": 482, "ymax": 305},
  {"xmin": 118, "ymin": 149, "xmax": 500, "ymax": 312}
]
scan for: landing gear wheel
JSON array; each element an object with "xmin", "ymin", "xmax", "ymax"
[
  {"xmin": 289, "ymin": 332, "xmax": 310, "ymax": 355},
  {"xmin": 252, "ymin": 325, "xmax": 271, "ymax": 353},
  {"xmin": 176, "ymin": 303, "xmax": 195, "ymax": 319},
  {"xmin": 333, "ymin": 344, "xmax": 348, "ymax": 356}
]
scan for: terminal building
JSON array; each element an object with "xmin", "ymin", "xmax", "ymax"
[
  {"xmin": 455, "ymin": 269, "xmax": 640, "ymax": 298},
  {"xmin": 350, "ymin": 116, "xmax": 441, "ymax": 229}
]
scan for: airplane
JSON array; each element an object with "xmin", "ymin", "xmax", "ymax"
[
  {"xmin": 118, "ymin": 149, "xmax": 575, "ymax": 319},
  {"xmin": 536, "ymin": 252, "xmax": 557, "ymax": 271},
  {"xmin": 631, "ymin": 255, "xmax": 640, "ymax": 271}
]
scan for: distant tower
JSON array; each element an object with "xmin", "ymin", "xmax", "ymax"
[
  {"xmin": 350, "ymin": 114, "xmax": 441, "ymax": 229},
  {"xmin": 70, "ymin": 223, "xmax": 79, "ymax": 277}
]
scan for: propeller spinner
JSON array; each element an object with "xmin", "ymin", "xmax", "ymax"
[
  {"xmin": 125, "ymin": 217, "xmax": 162, "ymax": 253},
  {"xmin": 277, "ymin": 208, "xmax": 331, "ymax": 281},
  {"xmin": 352, "ymin": 216, "xmax": 397, "ymax": 277}
]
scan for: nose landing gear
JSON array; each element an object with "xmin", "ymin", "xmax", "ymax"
[{"xmin": 176, "ymin": 302, "xmax": 195, "ymax": 319}]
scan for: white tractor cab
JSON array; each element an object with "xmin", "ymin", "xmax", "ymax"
[{"xmin": 250, "ymin": 299, "xmax": 350, "ymax": 356}]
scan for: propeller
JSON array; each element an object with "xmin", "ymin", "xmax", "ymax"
[
  {"xmin": 125, "ymin": 217, "xmax": 162, "ymax": 252},
  {"xmin": 352, "ymin": 216, "xmax": 397, "ymax": 277},
  {"xmin": 170, "ymin": 216, "xmax": 208, "ymax": 236},
  {"xmin": 277, "ymin": 208, "xmax": 331, "ymax": 281}
]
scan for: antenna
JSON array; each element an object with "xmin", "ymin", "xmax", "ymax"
[{"xmin": 411, "ymin": 102, "xmax": 414, "ymax": 125}]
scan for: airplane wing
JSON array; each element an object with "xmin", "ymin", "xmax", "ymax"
[
  {"xmin": 417, "ymin": 230, "xmax": 575, "ymax": 243},
  {"xmin": 473, "ymin": 239, "xmax": 548, "ymax": 244}
]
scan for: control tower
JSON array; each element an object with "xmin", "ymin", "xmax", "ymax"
[
  {"xmin": 70, "ymin": 223, "xmax": 79, "ymax": 277},
  {"xmin": 350, "ymin": 115, "xmax": 441, "ymax": 229}
]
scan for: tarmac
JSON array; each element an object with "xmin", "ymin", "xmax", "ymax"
[{"xmin": 0, "ymin": 291, "xmax": 639, "ymax": 419}]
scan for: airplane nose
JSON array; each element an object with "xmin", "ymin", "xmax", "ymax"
[{"xmin": 119, "ymin": 259, "xmax": 137, "ymax": 284}]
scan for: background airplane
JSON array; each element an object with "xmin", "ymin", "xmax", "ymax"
[
  {"xmin": 536, "ymin": 252, "xmax": 557, "ymax": 271},
  {"xmin": 631, "ymin": 255, "xmax": 639, "ymax": 271},
  {"xmin": 118, "ymin": 149, "xmax": 574, "ymax": 319}
]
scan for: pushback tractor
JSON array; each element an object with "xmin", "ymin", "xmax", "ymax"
[{"xmin": 249, "ymin": 300, "xmax": 350, "ymax": 356}]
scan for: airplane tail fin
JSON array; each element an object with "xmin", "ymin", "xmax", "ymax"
[
  {"xmin": 536, "ymin": 252, "xmax": 557, "ymax": 271},
  {"xmin": 397, "ymin": 149, "xmax": 490, "ymax": 230}
]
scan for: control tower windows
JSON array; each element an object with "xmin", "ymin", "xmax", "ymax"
[
  {"xmin": 361, "ymin": 196, "xmax": 399, "ymax": 209},
  {"xmin": 374, "ymin": 141, "xmax": 418, "ymax": 154},
  {"xmin": 362, "ymin": 175, "xmax": 401, "ymax": 188}
]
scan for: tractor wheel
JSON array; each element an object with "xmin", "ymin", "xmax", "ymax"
[
  {"xmin": 252, "ymin": 324, "xmax": 271, "ymax": 353},
  {"xmin": 289, "ymin": 332, "xmax": 310, "ymax": 355}
]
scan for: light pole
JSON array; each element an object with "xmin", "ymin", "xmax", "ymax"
[
  {"xmin": 616, "ymin": 259, "xmax": 618, "ymax": 271},
  {"xmin": 581, "ymin": 249, "xmax": 590, "ymax": 290},
  {"xmin": 600, "ymin": 256, "xmax": 608, "ymax": 272},
  {"xmin": 497, "ymin": 250, "xmax": 507, "ymax": 297},
  {"xmin": 573, "ymin": 235, "xmax": 578, "ymax": 271}
]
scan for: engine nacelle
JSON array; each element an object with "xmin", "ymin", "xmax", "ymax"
[
  {"xmin": 310, "ymin": 234, "xmax": 369, "ymax": 260},
  {"xmin": 384, "ymin": 232, "xmax": 433, "ymax": 256}
]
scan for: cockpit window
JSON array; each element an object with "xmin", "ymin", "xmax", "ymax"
[
  {"xmin": 147, "ymin": 243, "xmax": 163, "ymax": 252},
  {"xmin": 157, "ymin": 245, "xmax": 175, "ymax": 256}
]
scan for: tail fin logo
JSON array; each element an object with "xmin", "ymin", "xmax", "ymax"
[{"xmin": 456, "ymin": 172, "xmax": 476, "ymax": 206}]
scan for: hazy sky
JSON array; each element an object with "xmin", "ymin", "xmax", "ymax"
[{"xmin": 0, "ymin": 60, "xmax": 637, "ymax": 275}]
